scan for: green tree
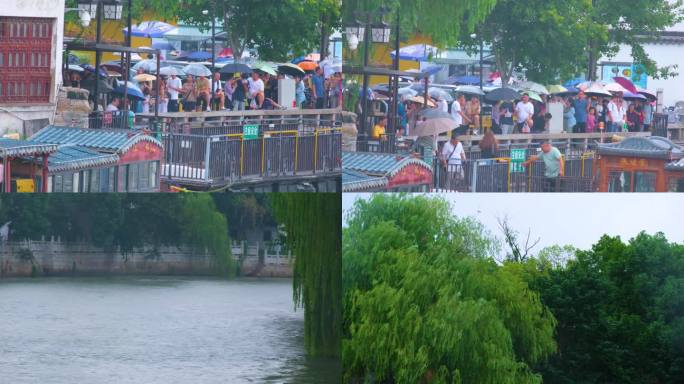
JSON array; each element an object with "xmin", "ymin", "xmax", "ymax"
[
  {"xmin": 343, "ymin": 195, "xmax": 556, "ymax": 383},
  {"xmin": 271, "ymin": 193, "xmax": 342, "ymax": 358},
  {"xmin": 342, "ymin": 0, "xmax": 496, "ymax": 49},
  {"xmin": 177, "ymin": 0, "xmax": 340, "ymax": 61},
  {"xmin": 534, "ymin": 232, "xmax": 684, "ymax": 383},
  {"xmin": 466, "ymin": 0, "xmax": 682, "ymax": 85}
]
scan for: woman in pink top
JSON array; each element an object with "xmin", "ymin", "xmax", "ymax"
[{"xmin": 586, "ymin": 106, "xmax": 597, "ymax": 133}]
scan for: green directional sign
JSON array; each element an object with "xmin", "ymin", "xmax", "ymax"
[
  {"xmin": 243, "ymin": 124, "xmax": 259, "ymax": 140},
  {"xmin": 510, "ymin": 148, "xmax": 526, "ymax": 173}
]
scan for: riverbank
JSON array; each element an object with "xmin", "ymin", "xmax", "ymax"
[
  {"xmin": 0, "ymin": 276, "xmax": 339, "ymax": 383},
  {"xmin": 0, "ymin": 240, "xmax": 292, "ymax": 278}
]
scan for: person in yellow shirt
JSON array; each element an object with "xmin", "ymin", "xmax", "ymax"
[{"xmin": 371, "ymin": 116, "xmax": 388, "ymax": 140}]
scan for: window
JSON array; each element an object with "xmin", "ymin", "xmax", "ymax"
[
  {"xmin": 608, "ymin": 171, "xmax": 632, "ymax": 192},
  {"xmin": 53, "ymin": 174, "xmax": 62, "ymax": 192},
  {"xmin": 149, "ymin": 162, "xmax": 158, "ymax": 189},
  {"xmin": 127, "ymin": 163, "xmax": 138, "ymax": 191},
  {"xmin": 634, "ymin": 172, "xmax": 657, "ymax": 192},
  {"xmin": 90, "ymin": 169, "xmax": 99, "ymax": 193},
  {"xmin": 0, "ymin": 17, "xmax": 53, "ymax": 104},
  {"xmin": 668, "ymin": 178, "xmax": 684, "ymax": 192},
  {"xmin": 81, "ymin": 170, "xmax": 90, "ymax": 192}
]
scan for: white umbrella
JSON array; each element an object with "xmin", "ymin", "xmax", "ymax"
[
  {"xmin": 159, "ymin": 66, "xmax": 184, "ymax": 76},
  {"xmin": 132, "ymin": 59, "xmax": 158, "ymax": 72},
  {"xmin": 455, "ymin": 85, "xmax": 485, "ymax": 96},
  {"xmin": 518, "ymin": 81, "xmax": 549, "ymax": 95},
  {"xmin": 584, "ymin": 84, "xmax": 612, "ymax": 97},
  {"xmin": 604, "ymin": 82, "xmax": 629, "ymax": 93},
  {"xmin": 68, "ymin": 64, "xmax": 84, "ymax": 72},
  {"xmin": 182, "ymin": 63, "xmax": 212, "ymax": 77}
]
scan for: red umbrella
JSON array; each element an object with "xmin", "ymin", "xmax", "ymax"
[
  {"xmin": 218, "ymin": 48, "xmax": 233, "ymax": 58},
  {"xmin": 613, "ymin": 76, "xmax": 638, "ymax": 94}
]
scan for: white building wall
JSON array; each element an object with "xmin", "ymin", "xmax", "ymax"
[
  {"xmin": 602, "ymin": 42, "xmax": 684, "ymax": 108},
  {"xmin": 0, "ymin": 0, "xmax": 65, "ymax": 136}
]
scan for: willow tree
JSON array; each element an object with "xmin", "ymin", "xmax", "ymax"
[
  {"xmin": 343, "ymin": 195, "xmax": 557, "ymax": 383},
  {"xmin": 343, "ymin": 0, "xmax": 497, "ymax": 49},
  {"xmin": 271, "ymin": 194, "xmax": 341, "ymax": 358}
]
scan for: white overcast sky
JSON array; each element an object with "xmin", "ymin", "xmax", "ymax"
[{"xmin": 342, "ymin": 194, "xmax": 684, "ymax": 254}]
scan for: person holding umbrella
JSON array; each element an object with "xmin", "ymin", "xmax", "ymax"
[{"xmin": 233, "ymin": 73, "xmax": 249, "ymax": 111}]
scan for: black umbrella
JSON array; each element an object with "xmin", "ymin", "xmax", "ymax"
[
  {"xmin": 485, "ymin": 87, "xmax": 522, "ymax": 102},
  {"xmin": 81, "ymin": 79, "xmax": 114, "ymax": 94},
  {"xmin": 219, "ymin": 63, "xmax": 252, "ymax": 75},
  {"xmin": 277, "ymin": 63, "xmax": 306, "ymax": 77}
]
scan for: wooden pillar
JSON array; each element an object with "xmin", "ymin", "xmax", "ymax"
[
  {"xmin": 4, "ymin": 157, "xmax": 11, "ymax": 193},
  {"xmin": 42, "ymin": 155, "xmax": 48, "ymax": 193}
]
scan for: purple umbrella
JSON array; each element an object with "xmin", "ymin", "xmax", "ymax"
[
  {"xmin": 613, "ymin": 76, "xmax": 638, "ymax": 94},
  {"xmin": 390, "ymin": 44, "xmax": 438, "ymax": 61},
  {"xmin": 183, "ymin": 51, "xmax": 212, "ymax": 61},
  {"xmin": 123, "ymin": 21, "xmax": 177, "ymax": 38},
  {"xmin": 622, "ymin": 91, "xmax": 647, "ymax": 101}
]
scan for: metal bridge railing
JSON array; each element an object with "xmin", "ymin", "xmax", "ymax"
[
  {"xmin": 161, "ymin": 127, "xmax": 341, "ymax": 184},
  {"xmin": 433, "ymin": 153, "xmax": 595, "ymax": 192}
]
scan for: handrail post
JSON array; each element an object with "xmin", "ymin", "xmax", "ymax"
[
  {"xmin": 204, "ymin": 137, "xmax": 211, "ymax": 181},
  {"xmin": 471, "ymin": 160, "xmax": 478, "ymax": 192}
]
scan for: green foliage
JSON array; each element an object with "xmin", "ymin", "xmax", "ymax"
[
  {"xmin": 211, "ymin": 194, "xmax": 275, "ymax": 240},
  {"xmin": 342, "ymin": 195, "xmax": 556, "ymax": 383},
  {"xmin": 342, "ymin": 0, "xmax": 497, "ymax": 49},
  {"xmin": 0, "ymin": 194, "xmax": 235, "ymax": 275},
  {"xmin": 176, "ymin": 0, "xmax": 341, "ymax": 61},
  {"xmin": 465, "ymin": 0, "xmax": 683, "ymax": 84},
  {"xmin": 533, "ymin": 232, "xmax": 684, "ymax": 383},
  {"xmin": 271, "ymin": 193, "xmax": 342, "ymax": 358}
]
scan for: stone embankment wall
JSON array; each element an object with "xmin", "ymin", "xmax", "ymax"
[
  {"xmin": 0, "ymin": 240, "xmax": 216, "ymax": 277},
  {"xmin": 0, "ymin": 239, "xmax": 294, "ymax": 278}
]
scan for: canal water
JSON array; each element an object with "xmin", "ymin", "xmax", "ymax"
[{"xmin": 0, "ymin": 277, "xmax": 340, "ymax": 384}]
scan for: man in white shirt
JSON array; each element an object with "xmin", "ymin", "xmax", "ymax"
[
  {"xmin": 247, "ymin": 72, "xmax": 265, "ymax": 109},
  {"xmin": 515, "ymin": 93, "xmax": 534, "ymax": 133},
  {"xmin": 441, "ymin": 133, "xmax": 466, "ymax": 189},
  {"xmin": 166, "ymin": 74, "xmax": 182, "ymax": 112},
  {"xmin": 450, "ymin": 94, "xmax": 470, "ymax": 132},
  {"xmin": 437, "ymin": 95, "xmax": 448, "ymax": 113},
  {"xmin": 607, "ymin": 94, "xmax": 625, "ymax": 132}
]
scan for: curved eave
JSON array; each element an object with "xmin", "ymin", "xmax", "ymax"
[
  {"xmin": 342, "ymin": 177, "xmax": 388, "ymax": 192},
  {"xmin": 386, "ymin": 157, "xmax": 434, "ymax": 178},
  {"xmin": 48, "ymin": 155, "xmax": 120, "ymax": 173},
  {"xmin": 596, "ymin": 147, "xmax": 681, "ymax": 160},
  {"xmin": 118, "ymin": 134, "xmax": 163, "ymax": 154},
  {"xmin": 0, "ymin": 144, "xmax": 59, "ymax": 157}
]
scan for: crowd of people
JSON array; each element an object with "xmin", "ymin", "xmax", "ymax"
[
  {"xmin": 66, "ymin": 62, "xmax": 343, "ymax": 116},
  {"xmin": 362, "ymin": 84, "xmax": 657, "ymax": 192}
]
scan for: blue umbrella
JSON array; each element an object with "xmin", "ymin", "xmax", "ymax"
[
  {"xmin": 152, "ymin": 41, "xmax": 176, "ymax": 50},
  {"xmin": 185, "ymin": 51, "xmax": 212, "ymax": 61},
  {"xmin": 112, "ymin": 84, "xmax": 145, "ymax": 100},
  {"xmin": 446, "ymin": 75, "xmax": 480, "ymax": 86},
  {"xmin": 291, "ymin": 56, "xmax": 309, "ymax": 64},
  {"xmin": 67, "ymin": 54, "xmax": 80, "ymax": 64},
  {"xmin": 563, "ymin": 77, "xmax": 584, "ymax": 88},
  {"xmin": 123, "ymin": 21, "xmax": 177, "ymax": 38},
  {"xmin": 421, "ymin": 65, "xmax": 443, "ymax": 75},
  {"xmin": 390, "ymin": 44, "xmax": 438, "ymax": 61},
  {"xmin": 81, "ymin": 64, "xmax": 108, "ymax": 78}
]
